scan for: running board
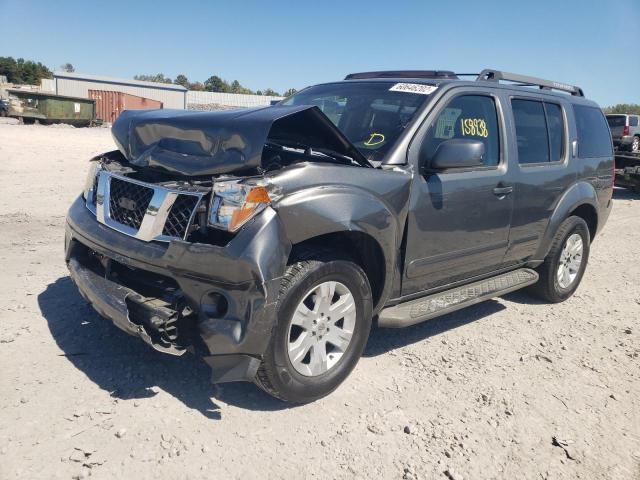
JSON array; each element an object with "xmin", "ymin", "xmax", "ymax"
[{"xmin": 378, "ymin": 268, "xmax": 538, "ymax": 328}]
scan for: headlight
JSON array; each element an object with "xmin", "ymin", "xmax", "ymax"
[
  {"xmin": 208, "ymin": 179, "xmax": 276, "ymax": 232},
  {"xmin": 82, "ymin": 161, "xmax": 99, "ymax": 200}
]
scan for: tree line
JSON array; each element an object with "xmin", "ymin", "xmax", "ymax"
[
  {"xmin": 0, "ymin": 56, "xmax": 296, "ymax": 97},
  {"xmin": 133, "ymin": 73, "xmax": 296, "ymax": 97},
  {"xmin": 0, "ymin": 56, "xmax": 53, "ymax": 84},
  {"xmin": 603, "ymin": 104, "xmax": 640, "ymax": 115}
]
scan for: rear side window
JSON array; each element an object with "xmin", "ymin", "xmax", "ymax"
[
  {"xmin": 545, "ymin": 103, "xmax": 564, "ymax": 162},
  {"xmin": 512, "ymin": 100, "xmax": 547, "ymax": 163},
  {"xmin": 630, "ymin": 116, "xmax": 639, "ymax": 127},
  {"xmin": 574, "ymin": 105, "xmax": 613, "ymax": 158},
  {"xmin": 512, "ymin": 99, "xmax": 566, "ymax": 164}
]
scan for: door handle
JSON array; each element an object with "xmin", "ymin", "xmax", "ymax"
[{"xmin": 493, "ymin": 186, "xmax": 513, "ymax": 196}]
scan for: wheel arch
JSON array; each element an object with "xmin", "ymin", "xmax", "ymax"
[
  {"xmin": 569, "ymin": 203, "xmax": 598, "ymax": 241},
  {"xmin": 534, "ymin": 181, "xmax": 599, "ymax": 260},
  {"xmin": 290, "ymin": 231, "xmax": 386, "ymax": 311},
  {"xmin": 273, "ymin": 187, "xmax": 403, "ymax": 312}
]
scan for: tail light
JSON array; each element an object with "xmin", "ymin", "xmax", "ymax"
[{"xmin": 623, "ymin": 125, "xmax": 630, "ymax": 136}]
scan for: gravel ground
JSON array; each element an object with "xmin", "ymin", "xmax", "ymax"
[{"xmin": 0, "ymin": 123, "xmax": 638, "ymax": 480}]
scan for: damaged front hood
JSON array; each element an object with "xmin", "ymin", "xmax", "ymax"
[{"xmin": 111, "ymin": 105, "xmax": 369, "ymax": 176}]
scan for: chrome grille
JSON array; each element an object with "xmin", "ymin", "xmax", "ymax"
[
  {"xmin": 108, "ymin": 177, "xmax": 154, "ymax": 230},
  {"xmin": 90, "ymin": 173, "xmax": 99, "ymax": 205},
  {"xmin": 162, "ymin": 194, "xmax": 200, "ymax": 238},
  {"xmin": 86, "ymin": 171, "xmax": 206, "ymax": 243}
]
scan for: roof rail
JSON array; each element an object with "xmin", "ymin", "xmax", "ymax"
[
  {"xmin": 345, "ymin": 70, "xmax": 459, "ymax": 80},
  {"xmin": 476, "ymin": 69, "xmax": 584, "ymax": 97}
]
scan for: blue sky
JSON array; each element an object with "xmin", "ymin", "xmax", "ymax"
[{"xmin": 2, "ymin": 0, "xmax": 638, "ymax": 106}]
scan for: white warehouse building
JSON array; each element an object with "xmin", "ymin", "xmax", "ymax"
[{"xmin": 49, "ymin": 71, "xmax": 187, "ymax": 109}]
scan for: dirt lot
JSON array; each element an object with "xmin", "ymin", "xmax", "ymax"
[{"xmin": 0, "ymin": 122, "xmax": 638, "ymax": 480}]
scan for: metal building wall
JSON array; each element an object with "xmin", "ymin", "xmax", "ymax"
[
  {"xmin": 54, "ymin": 74, "xmax": 186, "ymax": 109},
  {"xmin": 40, "ymin": 78, "xmax": 55, "ymax": 92},
  {"xmin": 187, "ymin": 91, "xmax": 284, "ymax": 109}
]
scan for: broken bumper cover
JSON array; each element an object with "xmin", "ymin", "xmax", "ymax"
[
  {"xmin": 65, "ymin": 196, "xmax": 292, "ymax": 383},
  {"xmin": 67, "ymin": 256, "xmax": 186, "ymax": 356}
]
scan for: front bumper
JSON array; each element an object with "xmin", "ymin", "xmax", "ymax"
[{"xmin": 65, "ymin": 196, "xmax": 292, "ymax": 382}]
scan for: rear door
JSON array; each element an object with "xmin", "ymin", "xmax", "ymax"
[
  {"xmin": 503, "ymin": 96, "xmax": 573, "ymax": 263},
  {"xmin": 402, "ymin": 89, "xmax": 514, "ymax": 295}
]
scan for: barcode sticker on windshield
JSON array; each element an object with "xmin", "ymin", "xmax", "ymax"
[{"xmin": 389, "ymin": 83, "xmax": 437, "ymax": 95}]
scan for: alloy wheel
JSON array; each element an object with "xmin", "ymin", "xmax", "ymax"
[
  {"xmin": 287, "ymin": 281, "xmax": 356, "ymax": 376},
  {"xmin": 556, "ymin": 233, "xmax": 583, "ymax": 289}
]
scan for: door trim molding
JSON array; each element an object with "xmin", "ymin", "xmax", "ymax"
[{"xmin": 406, "ymin": 239, "xmax": 509, "ymax": 278}]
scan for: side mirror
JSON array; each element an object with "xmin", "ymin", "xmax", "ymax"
[{"xmin": 422, "ymin": 139, "xmax": 485, "ymax": 173}]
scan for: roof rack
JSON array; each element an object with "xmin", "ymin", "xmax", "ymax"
[
  {"xmin": 345, "ymin": 70, "xmax": 459, "ymax": 80},
  {"xmin": 476, "ymin": 69, "xmax": 584, "ymax": 97}
]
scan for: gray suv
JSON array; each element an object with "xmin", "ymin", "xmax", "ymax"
[
  {"xmin": 65, "ymin": 69, "xmax": 614, "ymax": 403},
  {"xmin": 607, "ymin": 113, "xmax": 640, "ymax": 152}
]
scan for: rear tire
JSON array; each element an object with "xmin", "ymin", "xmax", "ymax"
[
  {"xmin": 255, "ymin": 248, "xmax": 372, "ymax": 403},
  {"xmin": 631, "ymin": 136, "xmax": 640, "ymax": 154},
  {"xmin": 529, "ymin": 216, "xmax": 590, "ymax": 303}
]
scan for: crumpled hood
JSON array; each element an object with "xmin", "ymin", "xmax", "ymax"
[{"xmin": 111, "ymin": 105, "xmax": 368, "ymax": 176}]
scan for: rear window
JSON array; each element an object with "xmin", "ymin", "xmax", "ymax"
[
  {"xmin": 511, "ymin": 99, "xmax": 565, "ymax": 164},
  {"xmin": 512, "ymin": 99, "xmax": 550, "ymax": 164},
  {"xmin": 630, "ymin": 116, "xmax": 639, "ymax": 127},
  {"xmin": 606, "ymin": 115, "xmax": 626, "ymax": 128},
  {"xmin": 575, "ymin": 106, "xmax": 613, "ymax": 158},
  {"xmin": 545, "ymin": 103, "xmax": 565, "ymax": 162}
]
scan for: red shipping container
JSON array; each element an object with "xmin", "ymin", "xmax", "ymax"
[{"xmin": 88, "ymin": 90, "xmax": 163, "ymax": 123}]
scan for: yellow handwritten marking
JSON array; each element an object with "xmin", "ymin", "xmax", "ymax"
[
  {"xmin": 460, "ymin": 118, "xmax": 489, "ymax": 138},
  {"xmin": 364, "ymin": 133, "xmax": 385, "ymax": 146}
]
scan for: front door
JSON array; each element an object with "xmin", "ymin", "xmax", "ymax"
[{"xmin": 402, "ymin": 91, "xmax": 513, "ymax": 296}]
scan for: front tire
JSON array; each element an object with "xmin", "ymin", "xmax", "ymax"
[
  {"xmin": 529, "ymin": 216, "xmax": 590, "ymax": 303},
  {"xmin": 255, "ymin": 248, "xmax": 372, "ymax": 403}
]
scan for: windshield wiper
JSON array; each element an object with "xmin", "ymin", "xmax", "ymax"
[{"xmin": 265, "ymin": 141, "xmax": 368, "ymax": 167}]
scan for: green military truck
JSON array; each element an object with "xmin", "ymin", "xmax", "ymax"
[{"xmin": 7, "ymin": 89, "xmax": 95, "ymax": 126}]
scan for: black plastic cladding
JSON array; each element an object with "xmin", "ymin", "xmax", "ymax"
[{"xmin": 345, "ymin": 70, "xmax": 459, "ymax": 80}]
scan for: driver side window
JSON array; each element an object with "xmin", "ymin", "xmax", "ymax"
[{"xmin": 422, "ymin": 95, "xmax": 500, "ymax": 167}]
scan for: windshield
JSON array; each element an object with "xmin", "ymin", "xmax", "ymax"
[
  {"xmin": 282, "ymin": 82, "xmax": 432, "ymax": 161},
  {"xmin": 606, "ymin": 115, "xmax": 626, "ymax": 128}
]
